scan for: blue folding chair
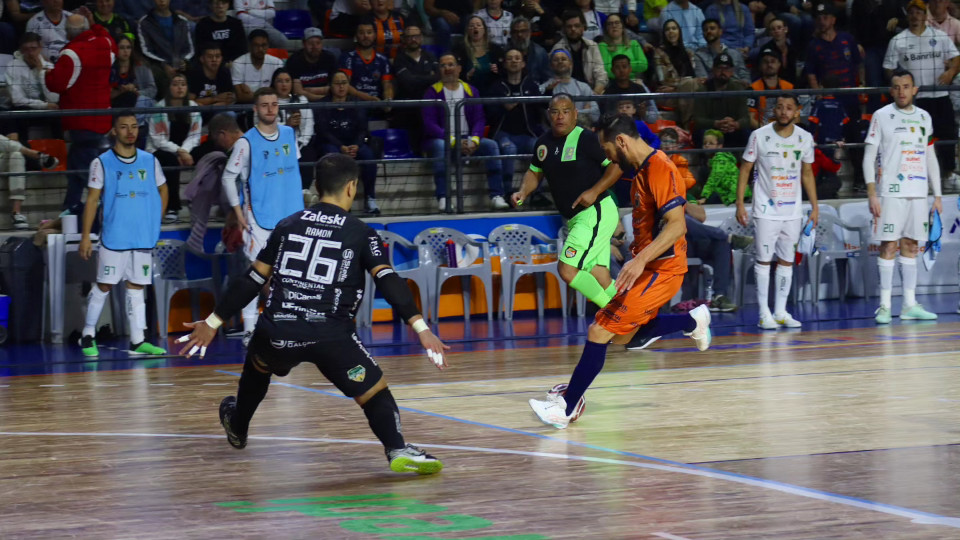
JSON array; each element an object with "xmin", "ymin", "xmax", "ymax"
[
  {"xmin": 274, "ymin": 10, "xmax": 312, "ymax": 39},
  {"xmin": 371, "ymin": 128, "xmax": 415, "ymax": 159}
]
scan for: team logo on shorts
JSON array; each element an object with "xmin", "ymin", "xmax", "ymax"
[
  {"xmin": 347, "ymin": 365, "xmax": 366, "ymax": 382},
  {"xmin": 565, "ymin": 247, "xmax": 577, "ymax": 258},
  {"xmin": 142, "ymin": 265, "xmax": 149, "ymax": 276},
  {"xmin": 536, "ymin": 145, "xmax": 548, "ymax": 161}
]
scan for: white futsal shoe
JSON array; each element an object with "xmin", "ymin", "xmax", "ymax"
[
  {"xmin": 684, "ymin": 305, "xmax": 712, "ymax": 351},
  {"xmin": 774, "ymin": 312, "xmax": 802, "ymax": 328},
  {"xmin": 758, "ymin": 312, "xmax": 780, "ymax": 330},
  {"xmin": 529, "ymin": 397, "xmax": 573, "ymax": 429}
]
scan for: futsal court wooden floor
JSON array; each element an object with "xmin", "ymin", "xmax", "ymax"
[{"xmin": 2, "ymin": 298, "xmax": 960, "ymax": 539}]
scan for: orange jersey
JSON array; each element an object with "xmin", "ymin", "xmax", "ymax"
[{"xmin": 629, "ymin": 150, "xmax": 688, "ymax": 275}]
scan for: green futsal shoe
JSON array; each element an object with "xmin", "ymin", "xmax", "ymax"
[
  {"xmin": 79, "ymin": 335, "xmax": 99, "ymax": 357},
  {"xmin": 900, "ymin": 304, "xmax": 938, "ymax": 321},
  {"xmin": 130, "ymin": 341, "xmax": 167, "ymax": 355},
  {"xmin": 387, "ymin": 444, "xmax": 443, "ymax": 474},
  {"xmin": 874, "ymin": 306, "xmax": 892, "ymax": 324}
]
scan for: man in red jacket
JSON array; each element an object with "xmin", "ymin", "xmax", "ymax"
[{"xmin": 45, "ymin": 14, "xmax": 117, "ymax": 210}]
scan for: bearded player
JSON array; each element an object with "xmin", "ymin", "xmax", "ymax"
[{"xmin": 528, "ymin": 113, "xmax": 712, "ymax": 429}]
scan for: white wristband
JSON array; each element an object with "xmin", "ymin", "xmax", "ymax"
[
  {"xmin": 411, "ymin": 319, "xmax": 429, "ymax": 333},
  {"xmin": 205, "ymin": 313, "xmax": 223, "ymax": 330}
]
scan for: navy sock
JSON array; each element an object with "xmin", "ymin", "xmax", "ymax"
[
  {"xmin": 563, "ymin": 341, "xmax": 608, "ymax": 416},
  {"xmin": 634, "ymin": 314, "xmax": 696, "ymax": 341}
]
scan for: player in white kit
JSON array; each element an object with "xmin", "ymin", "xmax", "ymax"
[
  {"xmin": 864, "ymin": 68, "xmax": 942, "ymax": 324},
  {"xmin": 736, "ymin": 94, "xmax": 818, "ymax": 330}
]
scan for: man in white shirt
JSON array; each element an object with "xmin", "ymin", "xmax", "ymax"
[
  {"xmin": 884, "ymin": 0, "xmax": 960, "ymax": 182},
  {"xmin": 864, "ymin": 68, "xmax": 942, "ymax": 323},
  {"xmin": 234, "ymin": 0, "xmax": 289, "ymax": 48},
  {"xmin": 736, "ymin": 94, "xmax": 818, "ymax": 330},
  {"xmin": 221, "ymin": 86, "xmax": 304, "ymax": 345},
  {"xmin": 6, "ymin": 32, "xmax": 59, "ymax": 112},
  {"xmin": 230, "ymin": 29, "xmax": 284, "ymax": 103},
  {"xmin": 26, "ymin": 0, "xmax": 80, "ymax": 62}
]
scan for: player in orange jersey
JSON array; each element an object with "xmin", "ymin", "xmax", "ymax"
[{"xmin": 529, "ymin": 114, "xmax": 713, "ymax": 429}]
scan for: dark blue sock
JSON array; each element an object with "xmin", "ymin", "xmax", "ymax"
[
  {"xmin": 634, "ymin": 314, "xmax": 696, "ymax": 341},
  {"xmin": 563, "ymin": 341, "xmax": 608, "ymax": 416}
]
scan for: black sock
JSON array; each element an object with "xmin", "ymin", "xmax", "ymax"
[
  {"xmin": 563, "ymin": 341, "xmax": 608, "ymax": 416},
  {"xmin": 234, "ymin": 356, "xmax": 271, "ymax": 436},
  {"xmin": 362, "ymin": 388, "xmax": 405, "ymax": 452}
]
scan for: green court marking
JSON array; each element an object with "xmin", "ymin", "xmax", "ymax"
[{"xmin": 216, "ymin": 493, "xmax": 549, "ymax": 539}]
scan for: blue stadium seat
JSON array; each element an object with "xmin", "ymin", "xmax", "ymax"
[
  {"xmin": 371, "ymin": 128, "xmax": 414, "ymax": 159},
  {"xmin": 274, "ymin": 10, "xmax": 312, "ymax": 39}
]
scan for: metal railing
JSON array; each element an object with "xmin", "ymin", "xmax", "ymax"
[{"xmin": 2, "ymin": 84, "xmax": 959, "ymax": 213}]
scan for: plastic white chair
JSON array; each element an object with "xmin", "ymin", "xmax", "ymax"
[
  {"xmin": 489, "ymin": 224, "xmax": 567, "ymax": 320},
  {"xmin": 357, "ymin": 230, "xmax": 432, "ymax": 327},
  {"xmin": 413, "ymin": 227, "xmax": 495, "ymax": 323},
  {"xmin": 719, "ymin": 214, "xmax": 756, "ymax": 306},
  {"xmin": 153, "ymin": 239, "xmax": 220, "ymax": 339},
  {"xmin": 838, "ymin": 201, "xmax": 879, "ymax": 298}
]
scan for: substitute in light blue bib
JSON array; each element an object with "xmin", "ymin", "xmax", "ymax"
[
  {"xmin": 245, "ymin": 125, "xmax": 303, "ymax": 229},
  {"xmin": 99, "ymin": 149, "xmax": 162, "ymax": 251}
]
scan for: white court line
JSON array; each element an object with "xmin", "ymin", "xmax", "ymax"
[
  {"xmin": 652, "ymin": 533, "xmax": 693, "ymax": 540},
  {"xmin": 150, "ymin": 383, "xmax": 174, "ymax": 386},
  {"xmin": 202, "ymin": 383, "xmax": 229, "ymax": 386},
  {"xmin": 0, "ymin": 431, "xmax": 958, "ymax": 529},
  {"xmin": 38, "ymin": 385, "xmax": 64, "ymax": 387}
]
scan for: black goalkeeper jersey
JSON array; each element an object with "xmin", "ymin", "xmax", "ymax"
[{"xmin": 255, "ymin": 202, "xmax": 389, "ymax": 341}]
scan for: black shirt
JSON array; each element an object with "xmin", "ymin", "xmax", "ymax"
[
  {"xmin": 392, "ymin": 49, "xmax": 439, "ymax": 100},
  {"xmin": 256, "ymin": 202, "xmax": 390, "ymax": 341},
  {"xmin": 195, "ymin": 16, "xmax": 248, "ymax": 62},
  {"xmin": 286, "ymin": 49, "xmax": 340, "ymax": 90},
  {"xmin": 530, "ymin": 126, "xmax": 612, "ymax": 219},
  {"xmin": 603, "ymin": 80, "xmax": 646, "ymax": 113},
  {"xmin": 187, "ymin": 65, "xmax": 233, "ymax": 99}
]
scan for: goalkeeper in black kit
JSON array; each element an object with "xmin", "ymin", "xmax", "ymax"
[{"xmin": 177, "ymin": 154, "xmax": 449, "ymax": 474}]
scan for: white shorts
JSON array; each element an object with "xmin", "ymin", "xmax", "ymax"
[
  {"xmin": 754, "ymin": 218, "xmax": 802, "ymax": 263},
  {"xmin": 97, "ymin": 247, "xmax": 153, "ymax": 286},
  {"xmin": 242, "ymin": 206, "xmax": 272, "ymax": 262},
  {"xmin": 877, "ymin": 197, "xmax": 928, "ymax": 243}
]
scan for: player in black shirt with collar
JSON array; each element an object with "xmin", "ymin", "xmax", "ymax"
[
  {"xmin": 177, "ymin": 154, "xmax": 449, "ymax": 474},
  {"xmin": 511, "ymin": 93, "xmax": 623, "ymax": 310}
]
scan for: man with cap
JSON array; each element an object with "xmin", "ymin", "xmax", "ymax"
[
  {"xmin": 749, "ymin": 47, "xmax": 794, "ymax": 128},
  {"xmin": 884, "ymin": 0, "xmax": 960, "ymax": 183},
  {"xmin": 286, "ymin": 27, "xmax": 340, "ymax": 101},
  {"xmin": 692, "ymin": 52, "xmax": 751, "ymax": 147},
  {"xmin": 805, "ymin": 2, "xmax": 863, "ymax": 118}
]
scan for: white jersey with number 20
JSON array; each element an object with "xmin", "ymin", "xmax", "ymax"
[
  {"xmin": 864, "ymin": 103, "xmax": 934, "ymax": 199},
  {"xmin": 742, "ymin": 122, "xmax": 815, "ymax": 220}
]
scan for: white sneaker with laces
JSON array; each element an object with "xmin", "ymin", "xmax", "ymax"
[
  {"xmin": 12, "ymin": 213, "xmax": 27, "ymax": 230},
  {"xmin": 684, "ymin": 304, "xmax": 712, "ymax": 351},
  {"xmin": 529, "ymin": 397, "xmax": 573, "ymax": 429},
  {"xmin": 438, "ymin": 197, "xmax": 447, "ymax": 212},
  {"xmin": 490, "ymin": 195, "xmax": 509, "ymax": 210},
  {"xmin": 758, "ymin": 313, "xmax": 780, "ymax": 330},
  {"xmin": 774, "ymin": 312, "xmax": 802, "ymax": 328}
]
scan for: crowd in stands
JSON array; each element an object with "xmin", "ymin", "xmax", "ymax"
[{"xmin": 0, "ymin": 0, "xmax": 959, "ymax": 231}]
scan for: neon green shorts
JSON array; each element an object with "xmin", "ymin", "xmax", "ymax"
[{"xmin": 559, "ymin": 195, "xmax": 619, "ymax": 270}]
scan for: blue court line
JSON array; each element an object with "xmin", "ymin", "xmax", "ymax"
[
  {"xmin": 690, "ymin": 442, "xmax": 960, "ymax": 465},
  {"xmin": 214, "ymin": 369, "xmax": 960, "ymax": 528}
]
